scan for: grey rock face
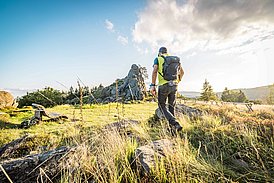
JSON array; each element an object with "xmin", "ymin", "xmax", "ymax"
[{"xmin": 98, "ymin": 64, "xmax": 147, "ymax": 102}]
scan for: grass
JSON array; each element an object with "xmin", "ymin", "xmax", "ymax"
[{"xmin": 0, "ymin": 102, "xmax": 273, "ymax": 182}]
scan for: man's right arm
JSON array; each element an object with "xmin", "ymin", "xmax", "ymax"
[
  {"xmin": 150, "ymin": 63, "xmax": 158, "ymax": 96},
  {"xmin": 151, "ymin": 64, "xmax": 158, "ymax": 85}
]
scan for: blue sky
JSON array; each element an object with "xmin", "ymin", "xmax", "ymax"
[{"xmin": 1, "ymin": 0, "xmax": 274, "ymax": 96}]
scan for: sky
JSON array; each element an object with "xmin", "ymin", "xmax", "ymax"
[{"xmin": 1, "ymin": 0, "xmax": 274, "ymax": 97}]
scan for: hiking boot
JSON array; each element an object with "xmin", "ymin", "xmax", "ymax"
[
  {"xmin": 173, "ymin": 121, "xmax": 182, "ymax": 131},
  {"xmin": 168, "ymin": 121, "xmax": 182, "ymax": 136}
]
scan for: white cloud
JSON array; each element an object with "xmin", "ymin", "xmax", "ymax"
[
  {"xmin": 132, "ymin": 0, "xmax": 274, "ymax": 54},
  {"xmin": 105, "ymin": 19, "xmax": 114, "ymax": 32},
  {"xmin": 117, "ymin": 35, "xmax": 128, "ymax": 45},
  {"xmin": 105, "ymin": 19, "xmax": 129, "ymax": 45}
]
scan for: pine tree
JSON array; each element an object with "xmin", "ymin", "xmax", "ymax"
[
  {"xmin": 267, "ymin": 84, "xmax": 274, "ymax": 104},
  {"xmin": 200, "ymin": 79, "xmax": 217, "ymax": 101},
  {"xmin": 237, "ymin": 90, "xmax": 247, "ymax": 102},
  {"xmin": 221, "ymin": 88, "xmax": 248, "ymax": 102},
  {"xmin": 221, "ymin": 87, "xmax": 230, "ymax": 101}
]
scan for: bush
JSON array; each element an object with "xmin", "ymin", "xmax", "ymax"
[{"xmin": 18, "ymin": 87, "xmax": 65, "ymax": 108}]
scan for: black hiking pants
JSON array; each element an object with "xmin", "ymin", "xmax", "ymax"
[{"xmin": 158, "ymin": 83, "xmax": 177, "ymax": 126}]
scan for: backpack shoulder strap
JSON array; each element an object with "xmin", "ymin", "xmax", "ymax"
[{"xmin": 158, "ymin": 56, "xmax": 165, "ymax": 77}]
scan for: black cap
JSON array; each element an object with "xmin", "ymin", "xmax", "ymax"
[{"xmin": 159, "ymin": 47, "xmax": 167, "ymax": 53}]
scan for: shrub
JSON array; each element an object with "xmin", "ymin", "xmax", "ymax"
[{"xmin": 18, "ymin": 87, "xmax": 65, "ymax": 108}]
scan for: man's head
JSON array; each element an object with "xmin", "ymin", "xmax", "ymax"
[{"xmin": 159, "ymin": 47, "xmax": 167, "ymax": 54}]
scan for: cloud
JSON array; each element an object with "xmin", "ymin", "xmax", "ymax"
[
  {"xmin": 105, "ymin": 19, "xmax": 114, "ymax": 32},
  {"xmin": 117, "ymin": 35, "xmax": 128, "ymax": 45},
  {"xmin": 105, "ymin": 19, "xmax": 129, "ymax": 45},
  {"xmin": 132, "ymin": 0, "xmax": 274, "ymax": 54}
]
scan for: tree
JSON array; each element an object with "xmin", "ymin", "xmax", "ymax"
[
  {"xmin": 139, "ymin": 65, "xmax": 148, "ymax": 79},
  {"xmin": 267, "ymin": 84, "xmax": 274, "ymax": 105},
  {"xmin": 221, "ymin": 88, "xmax": 248, "ymax": 103},
  {"xmin": 221, "ymin": 87, "xmax": 230, "ymax": 101},
  {"xmin": 91, "ymin": 84, "xmax": 104, "ymax": 99},
  {"xmin": 85, "ymin": 86, "xmax": 90, "ymax": 96},
  {"xmin": 200, "ymin": 79, "xmax": 217, "ymax": 101},
  {"xmin": 237, "ymin": 90, "xmax": 248, "ymax": 102},
  {"xmin": 66, "ymin": 86, "xmax": 75, "ymax": 100}
]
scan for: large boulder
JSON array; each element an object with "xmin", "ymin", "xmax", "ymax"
[{"xmin": 0, "ymin": 91, "xmax": 15, "ymax": 108}]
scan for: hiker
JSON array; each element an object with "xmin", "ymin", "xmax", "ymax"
[{"xmin": 150, "ymin": 47, "xmax": 184, "ymax": 132}]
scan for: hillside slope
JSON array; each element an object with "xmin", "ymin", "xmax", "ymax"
[
  {"xmin": 182, "ymin": 84, "xmax": 274, "ymax": 102},
  {"xmin": 217, "ymin": 84, "xmax": 273, "ymax": 102}
]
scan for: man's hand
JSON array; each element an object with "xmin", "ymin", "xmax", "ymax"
[{"xmin": 150, "ymin": 85, "xmax": 157, "ymax": 96}]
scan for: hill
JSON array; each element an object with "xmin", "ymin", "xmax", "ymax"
[
  {"xmin": 181, "ymin": 84, "xmax": 274, "ymax": 101},
  {"xmin": 179, "ymin": 91, "xmax": 200, "ymax": 98},
  {"xmin": 216, "ymin": 84, "xmax": 273, "ymax": 102}
]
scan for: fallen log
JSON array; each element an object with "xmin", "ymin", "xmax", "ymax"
[{"xmin": 0, "ymin": 146, "xmax": 71, "ymax": 183}]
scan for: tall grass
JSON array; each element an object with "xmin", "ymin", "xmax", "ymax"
[{"xmin": 0, "ymin": 103, "xmax": 273, "ymax": 182}]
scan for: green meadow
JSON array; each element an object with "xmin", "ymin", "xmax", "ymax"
[{"xmin": 0, "ymin": 102, "xmax": 273, "ymax": 182}]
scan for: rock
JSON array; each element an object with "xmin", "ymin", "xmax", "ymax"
[
  {"xmin": 103, "ymin": 120, "xmax": 143, "ymax": 143},
  {"xmin": 0, "ymin": 146, "xmax": 72, "ymax": 182},
  {"xmin": 96, "ymin": 64, "xmax": 147, "ymax": 103},
  {"xmin": 231, "ymin": 158, "xmax": 250, "ymax": 169},
  {"xmin": 155, "ymin": 104, "xmax": 203, "ymax": 120},
  {"xmin": 20, "ymin": 104, "xmax": 68, "ymax": 128},
  {"xmin": 104, "ymin": 120, "xmax": 140, "ymax": 131},
  {"xmin": 0, "ymin": 135, "xmax": 31, "ymax": 160},
  {"xmin": 176, "ymin": 104, "xmax": 203, "ymax": 119},
  {"xmin": 135, "ymin": 139, "xmax": 174, "ymax": 173},
  {"xmin": 0, "ymin": 91, "xmax": 15, "ymax": 108},
  {"xmin": 155, "ymin": 108, "xmax": 166, "ymax": 120}
]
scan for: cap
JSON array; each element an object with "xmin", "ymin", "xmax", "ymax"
[{"xmin": 159, "ymin": 47, "xmax": 167, "ymax": 54}]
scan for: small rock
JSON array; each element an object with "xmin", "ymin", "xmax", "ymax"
[{"xmin": 135, "ymin": 139, "xmax": 174, "ymax": 173}]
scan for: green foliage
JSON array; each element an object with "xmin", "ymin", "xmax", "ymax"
[
  {"xmin": 221, "ymin": 87, "xmax": 248, "ymax": 102},
  {"xmin": 17, "ymin": 87, "xmax": 65, "ymax": 108},
  {"xmin": 65, "ymin": 85, "xmax": 93, "ymax": 104},
  {"xmin": 267, "ymin": 84, "xmax": 274, "ymax": 104},
  {"xmin": 249, "ymin": 100, "xmax": 263, "ymax": 104},
  {"xmin": 91, "ymin": 84, "xmax": 104, "ymax": 100},
  {"xmin": 200, "ymin": 79, "xmax": 217, "ymax": 101},
  {"xmin": 138, "ymin": 65, "xmax": 148, "ymax": 79}
]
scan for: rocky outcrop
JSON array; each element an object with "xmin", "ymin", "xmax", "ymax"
[
  {"xmin": 0, "ymin": 91, "xmax": 15, "ymax": 108},
  {"xmin": 98, "ymin": 64, "xmax": 147, "ymax": 103}
]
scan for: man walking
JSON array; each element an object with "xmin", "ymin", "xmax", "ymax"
[{"xmin": 150, "ymin": 47, "xmax": 184, "ymax": 132}]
